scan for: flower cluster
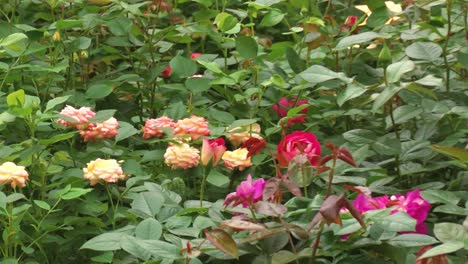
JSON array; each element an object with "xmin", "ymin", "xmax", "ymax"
[
  {"xmin": 58, "ymin": 105, "xmax": 119, "ymax": 142},
  {"xmin": 83, "ymin": 158, "xmax": 126, "ymax": 186},
  {"xmin": 0, "ymin": 162, "xmax": 29, "ymax": 188},
  {"xmin": 353, "ymin": 189, "xmax": 431, "ymax": 234}
]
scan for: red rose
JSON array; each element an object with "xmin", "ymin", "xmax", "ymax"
[
  {"xmin": 190, "ymin": 52, "xmax": 201, "ymax": 60},
  {"xmin": 161, "ymin": 66, "xmax": 172, "ymax": 78},
  {"xmin": 277, "ymin": 131, "xmax": 321, "ymax": 166},
  {"xmin": 272, "ymin": 97, "xmax": 308, "ymax": 126}
]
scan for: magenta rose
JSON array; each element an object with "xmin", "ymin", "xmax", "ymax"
[
  {"xmin": 277, "ymin": 131, "xmax": 321, "ymax": 166},
  {"xmin": 272, "ymin": 97, "xmax": 308, "ymax": 126}
]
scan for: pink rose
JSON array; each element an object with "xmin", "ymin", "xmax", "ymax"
[
  {"xmin": 142, "ymin": 116, "xmax": 176, "ymax": 139},
  {"xmin": 277, "ymin": 131, "xmax": 321, "ymax": 166},
  {"xmin": 224, "ymin": 174, "xmax": 265, "ymax": 208},
  {"xmin": 191, "ymin": 52, "xmax": 201, "ymax": 60},
  {"xmin": 388, "ymin": 189, "xmax": 431, "ymax": 234},
  {"xmin": 173, "ymin": 115, "xmax": 210, "ymax": 140},
  {"xmin": 200, "ymin": 138, "xmax": 226, "ymax": 167}
]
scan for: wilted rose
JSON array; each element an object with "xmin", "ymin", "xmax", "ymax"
[{"xmin": 277, "ymin": 131, "xmax": 321, "ymax": 166}]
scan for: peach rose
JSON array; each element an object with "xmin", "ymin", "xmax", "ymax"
[
  {"xmin": 164, "ymin": 143, "xmax": 200, "ymax": 169},
  {"xmin": 222, "ymin": 148, "xmax": 252, "ymax": 171},
  {"xmin": 173, "ymin": 115, "xmax": 210, "ymax": 140},
  {"xmin": 142, "ymin": 116, "xmax": 176, "ymax": 139},
  {"xmin": 83, "ymin": 158, "xmax": 126, "ymax": 186},
  {"xmin": 57, "ymin": 105, "xmax": 96, "ymax": 130},
  {"xmin": 227, "ymin": 123, "xmax": 262, "ymax": 146},
  {"xmin": 0, "ymin": 162, "xmax": 29, "ymax": 188},
  {"xmin": 80, "ymin": 117, "xmax": 119, "ymax": 142}
]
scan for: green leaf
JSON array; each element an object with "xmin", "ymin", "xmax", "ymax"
[
  {"xmin": 390, "ymin": 105, "xmax": 423, "ymax": 125},
  {"xmin": 372, "ymin": 135, "xmax": 401, "ymax": 155},
  {"xmin": 236, "ymin": 36, "xmax": 258, "ymax": 59},
  {"xmin": 259, "ymin": 9, "xmax": 285, "ymax": 27},
  {"xmin": 90, "ymin": 252, "xmax": 113, "ymax": 263},
  {"xmin": 55, "ymin": 19, "xmax": 83, "ymax": 29},
  {"xmin": 434, "ymin": 223, "xmax": 464, "ymax": 243},
  {"xmin": 386, "ymin": 60, "xmax": 415, "ymax": 83},
  {"xmin": 106, "ymin": 17, "xmax": 132, "ymax": 37},
  {"xmin": 39, "ymin": 131, "xmax": 77, "ymax": 146},
  {"xmin": 431, "ymin": 145, "xmax": 468, "ymax": 164},
  {"xmin": 185, "ymin": 77, "xmax": 211, "ymax": 93},
  {"xmin": 343, "ymin": 129, "xmax": 377, "ymax": 144},
  {"xmin": 380, "ymin": 212, "xmax": 417, "ymax": 232},
  {"xmin": 120, "ymin": 235, "xmax": 152, "ymax": 260},
  {"xmin": 207, "ymin": 170, "xmax": 229, "ymax": 188},
  {"xmin": 372, "ymin": 84, "xmax": 405, "ymax": 112},
  {"xmin": 228, "ymin": 119, "xmax": 258, "ymax": 130},
  {"xmin": 6, "ymin": 193, "xmax": 26, "ymax": 203},
  {"xmin": 116, "ymin": 121, "xmax": 138, "ymax": 142},
  {"xmin": 433, "ymin": 204, "xmax": 468, "ymax": 216},
  {"xmin": 0, "ymin": 33, "xmax": 28, "ymax": 47},
  {"xmin": 204, "ymin": 228, "xmax": 239, "ymax": 259},
  {"xmin": 61, "ymin": 188, "xmax": 93, "ymax": 200},
  {"xmin": 405, "ymin": 42, "xmax": 442, "ymax": 62},
  {"xmin": 285, "ymin": 47, "xmax": 305, "ymax": 73},
  {"xmin": 90, "ymin": 109, "xmax": 117, "ymax": 123},
  {"xmin": 45, "ymin": 96, "xmax": 70, "ymax": 112},
  {"xmin": 169, "ymin": 56, "xmax": 197, "ymax": 79},
  {"xmin": 138, "ymin": 239, "xmax": 182, "ymax": 259},
  {"xmin": 420, "ymin": 190, "xmax": 461, "ymax": 205},
  {"xmin": 337, "ymin": 84, "xmax": 367, "ymax": 106},
  {"xmin": 135, "ymin": 218, "xmax": 163, "ymax": 240},
  {"xmin": 131, "ymin": 192, "xmax": 165, "ymax": 218},
  {"xmin": 197, "ymin": 60, "xmax": 224, "ymax": 74},
  {"xmin": 7, "ymin": 89, "xmax": 25, "ymax": 107},
  {"xmin": 86, "ymin": 83, "xmax": 114, "ymax": 99},
  {"xmin": 418, "ymin": 241, "xmax": 464, "ymax": 260},
  {"xmin": 387, "ymin": 234, "xmax": 438, "ymax": 247},
  {"xmin": 81, "ymin": 233, "xmax": 124, "ymax": 251},
  {"xmin": 33, "ymin": 200, "xmax": 51, "ymax": 211},
  {"xmin": 335, "ymin": 32, "xmax": 391, "ymax": 50},
  {"xmin": 367, "ymin": 7, "xmax": 391, "ymax": 28},
  {"xmin": 298, "ymin": 65, "xmax": 352, "ymax": 84}
]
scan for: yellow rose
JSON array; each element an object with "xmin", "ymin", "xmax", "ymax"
[
  {"xmin": 222, "ymin": 148, "xmax": 252, "ymax": 171},
  {"xmin": 0, "ymin": 162, "xmax": 29, "ymax": 188},
  {"xmin": 83, "ymin": 159, "xmax": 126, "ymax": 185}
]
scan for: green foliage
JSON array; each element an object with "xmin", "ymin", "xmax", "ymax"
[{"xmin": 0, "ymin": 0, "xmax": 467, "ymax": 263}]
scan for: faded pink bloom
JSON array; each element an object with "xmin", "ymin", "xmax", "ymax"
[
  {"xmin": 277, "ymin": 131, "xmax": 321, "ymax": 167},
  {"xmin": 142, "ymin": 116, "xmax": 176, "ymax": 139},
  {"xmin": 224, "ymin": 174, "xmax": 265, "ymax": 208},
  {"xmin": 83, "ymin": 158, "xmax": 126, "ymax": 186},
  {"xmin": 388, "ymin": 189, "xmax": 431, "ymax": 234},
  {"xmin": 227, "ymin": 123, "xmax": 262, "ymax": 147},
  {"xmin": 0, "ymin": 162, "xmax": 29, "ymax": 188},
  {"xmin": 222, "ymin": 148, "xmax": 252, "ymax": 171},
  {"xmin": 80, "ymin": 117, "xmax": 119, "ymax": 142},
  {"xmin": 57, "ymin": 105, "xmax": 96, "ymax": 130},
  {"xmin": 272, "ymin": 97, "xmax": 308, "ymax": 126},
  {"xmin": 164, "ymin": 143, "xmax": 200, "ymax": 169},
  {"xmin": 191, "ymin": 52, "xmax": 202, "ymax": 60},
  {"xmin": 173, "ymin": 115, "xmax": 210, "ymax": 140},
  {"xmin": 200, "ymin": 138, "xmax": 226, "ymax": 167}
]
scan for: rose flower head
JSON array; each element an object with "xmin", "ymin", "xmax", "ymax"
[
  {"xmin": 191, "ymin": 52, "xmax": 202, "ymax": 60},
  {"xmin": 161, "ymin": 66, "xmax": 172, "ymax": 78},
  {"xmin": 272, "ymin": 97, "xmax": 308, "ymax": 126},
  {"xmin": 224, "ymin": 174, "xmax": 266, "ymax": 208},
  {"xmin": 227, "ymin": 123, "xmax": 262, "ymax": 147},
  {"xmin": 173, "ymin": 115, "xmax": 210, "ymax": 140},
  {"xmin": 83, "ymin": 158, "xmax": 126, "ymax": 186},
  {"xmin": 388, "ymin": 189, "xmax": 431, "ymax": 234},
  {"xmin": 277, "ymin": 131, "xmax": 321, "ymax": 167},
  {"xmin": 164, "ymin": 143, "xmax": 200, "ymax": 169},
  {"xmin": 142, "ymin": 116, "xmax": 176, "ymax": 139},
  {"xmin": 80, "ymin": 117, "xmax": 119, "ymax": 142},
  {"xmin": 222, "ymin": 148, "xmax": 253, "ymax": 171},
  {"xmin": 0, "ymin": 162, "xmax": 29, "ymax": 188},
  {"xmin": 201, "ymin": 137, "xmax": 226, "ymax": 167},
  {"xmin": 57, "ymin": 105, "xmax": 96, "ymax": 130}
]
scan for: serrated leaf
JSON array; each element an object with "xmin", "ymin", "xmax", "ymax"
[
  {"xmin": 33, "ymin": 200, "xmax": 51, "ymax": 211},
  {"xmin": 406, "ymin": 42, "xmax": 442, "ymax": 61},
  {"xmin": 335, "ymin": 32, "xmax": 391, "ymax": 50},
  {"xmin": 387, "ymin": 234, "xmax": 438, "ymax": 247},
  {"xmin": 418, "ymin": 241, "xmax": 464, "ymax": 260},
  {"xmin": 337, "ymin": 84, "xmax": 367, "ymax": 106},
  {"xmin": 434, "ymin": 223, "xmax": 464, "ymax": 243},
  {"xmin": 236, "ymin": 36, "xmax": 258, "ymax": 59},
  {"xmin": 45, "ymin": 96, "xmax": 70, "ymax": 112},
  {"xmin": 386, "ymin": 60, "xmax": 415, "ymax": 83},
  {"xmin": 81, "ymin": 233, "xmax": 124, "ymax": 251},
  {"xmin": 135, "ymin": 218, "xmax": 163, "ymax": 240},
  {"xmin": 298, "ymin": 65, "xmax": 352, "ymax": 84}
]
